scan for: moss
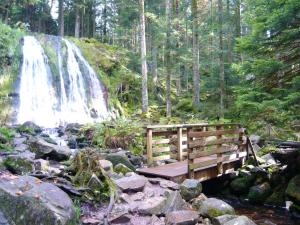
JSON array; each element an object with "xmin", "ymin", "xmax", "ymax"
[
  {"xmin": 257, "ymin": 145, "xmax": 278, "ymax": 157},
  {"xmin": 286, "ymin": 175, "xmax": 300, "ymax": 203},
  {"xmin": 265, "ymin": 188, "xmax": 286, "ymax": 207},
  {"xmin": 230, "ymin": 176, "xmax": 255, "ymax": 195},
  {"xmin": 3, "ymin": 156, "xmax": 33, "ymax": 174},
  {"xmin": 114, "ymin": 163, "xmax": 132, "ymax": 175}
]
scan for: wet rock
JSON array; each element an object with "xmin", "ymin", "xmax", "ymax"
[
  {"xmin": 42, "ymin": 137, "xmax": 57, "ymax": 145},
  {"xmin": 138, "ymin": 196, "xmax": 167, "ymax": 215},
  {"xmin": 114, "ymin": 163, "xmax": 132, "ymax": 175},
  {"xmin": 265, "ymin": 187, "xmax": 286, "ymax": 207},
  {"xmin": 18, "ymin": 121, "xmax": 42, "ymax": 134},
  {"xmin": 0, "ymin": 210, "xmax": 10, "ymax": 225},
  {"xmin": 230, "ymin": 175, "xmax": 255, "ymax": 195},
  {"xmin": 165, "ymin": 210, "xmax": 199, "ymax": 225},
  {"xmin": 212, "ymin": 214, "xmax": 238, "ymax": 225},
  {"xmin": 180, "ymin": 179, "xmax": 202, "ymax": 201},
  {"xmin": 196, "ymin": 198, "xmax": 235, "ymax": 218},
  {"xmin": 65, "ymin": 123, "xmax": 82, "ymax": 134},
  {"xmin": 99, "ymin": 159, "xmax": 113, "ymax": 172},
  {"xmin": 115, "ymin": 173, "xmax": 147, "ymax": 192},
  {"xmin": 105, "ymin": 153, "xmax": 135, "ymax": 171},
  {"xmin": 28, "ymin": 137, "xmax": 71, "ymax": 161},
  {"xmin": 248, "ymin": 182, "xmax": 271, "ymax": 204},
  {"xmin": 0, "ymin": 175, "xmax": 76, "ymax": 225},
  {"xmin": 148, "ymin": 178, "xmax": 179, "ymax": 190},
  {"xmin": 14, "ymin": 144, "xmax": 28, "ymax": 152},
  {"xmin": 286, "ymin": 175, "xmax": 300, "ymax": 204},
  {"xmin": 191, "ymin": 194, "xmax": 208, "ymax": 210},
  {"xmin": 223, "ymin": 216, "xmax": 257, "ymax": 225},
  {"xmin": 3, "ymin": 151, "xmax": 35, "ymax": 175},
  {"xmin": 87, "ymin": 173, "xmax": 103, "ymax": 191},
  {"xmin": 128, "ymin": 154, "xmax": 143, "ymax": 167},
  {"xmin": 67, "ymin": 138, "xmax": 77, "ymax": 149}
]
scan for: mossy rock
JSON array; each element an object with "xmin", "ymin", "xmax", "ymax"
[
  {"xmin": 248, "ymin": 182, "xmax": 271, "ymax": 204},
  {"xmin": 114, "ymin": 163, "xmax": 132, "ymax": 175},
  {"xmin": 105, "ymin": 153, "xmax": 135, "ymax": 171},
  {"xmin": 230, "ymin": 175, "xmax": 255, "ymax": 195},
  {"xmin": 286, "ymin": 175, "xmax": 300, "ymax": 204},
  {"xmin": 3, "ymin": 153, "xmax": 34, "ymax": 175},
  {"xmin": 265, "ymin": 188, "xmax": 286, "ymax": 207},
  {"xmin": 197, "ymin": 198, "xmax": 235, "ymax": 218}
]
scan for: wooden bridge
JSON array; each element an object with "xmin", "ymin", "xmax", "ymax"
[{"xmin": 137, "ymin": 123, "xmax": 251, "ymax": 183}]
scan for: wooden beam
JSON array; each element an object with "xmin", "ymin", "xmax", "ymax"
[
  {"xmin": 189, "ymin": 137, "xmax": 241, "ymax": 148},
  {"xmin": 187, "ymin": 127, "xmax": 194, "ymax": 179},
  {"xmin": 188, "ymin": 146, "xmax": 236, "ymax": 159},
  {"xmin": 147, "ymin": 128, "xmax": 153, "ymax": 165},
  {"xmin": 189, "ymin": 159, "xmax": 218, "ymax": 170},
  {"xmin": 216, "ymin": 125, "xmax": 223, "ymax": 174},
  {"xmin": 153, "ymin": 146, "xmax": 172, "ymax": 153},
  {"xmin": 188, "ymin": 128, "xmax": 244, "ymax": 138},
  {"xmin": 177, "ymin": 127, "xmax": 183, "ymax": 161},
  {"xmin": 152, "ymin": 138, "xmax": 171, "ymax": 145},
  {"xmin": 153, "ymin": 154, "xmax": 171, "ymax": 161}
]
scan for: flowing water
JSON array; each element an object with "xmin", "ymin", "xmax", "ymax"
[{"xmin": 17, "ymin": 36, "xmax": 109, "ymax": 127}]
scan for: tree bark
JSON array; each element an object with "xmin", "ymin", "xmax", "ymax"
[
  {"xmin": 192, "ymin": 0, "xmax": 200, "ymax": 109},
  {"xmin": 74, "ymin": 1, "xmax": 80, "ymax": 38},
  {"xmin": 139, "ymin": 0, "xmax": 148, "ymax": 113},
  {"xmin": 165, "ymin": 0, "xmax": 172, "ymax": 117},
  {"xmin": 152, "ymin": 45, "xmax": 158, "ymax": 84},
  {"xmin": 218, "ymin": 0, "xmax": 225, "ymax": 118},
  {"xmin": 58, "ymin": 0, "xmax": 64, "ymax": 36}
]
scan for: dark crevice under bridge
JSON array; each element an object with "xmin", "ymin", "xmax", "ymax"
[{"xmin": 137, "ymin": 123, "xmax": 255, "ymax": 183}]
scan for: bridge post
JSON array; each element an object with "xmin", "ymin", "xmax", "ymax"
[
  {"xmin": 177, "ymin": 127, "xmax": 183, "ymax": 161},
  {"xmin": 216, "ymin": 125, "xmax": 223, "ymax": 175},
  {"xmin": 147, "ymin": 128, "xmax": 153, "ymax": 165},
  {"xmin": 187, "ymin": 127, "xmax": 195, "ymax": 179}
]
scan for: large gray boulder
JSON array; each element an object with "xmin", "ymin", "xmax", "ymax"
[
  {"xmin": 223, "ymin": 216, "xmax": 257, "ymax": 225},
  {"xmin": 180, "ymin": 179, "xmax": 202, "ymax": 201},
  {"xmin": 105, "ymin": 153, "xmax": 135, "ymax": 171},
  {"xmin": 0, "ymin": 175, "xmax": 76, "ymax": 225},
  {"xmin": 165, "ymin": 210, "xmax": 199, "ymax": 225},
  {"xmin": 115, "ymin": 173, "xmax": 148, "ymax": 192},
  {"xmin": 3, "ymin": 151, "xmax": 35, "ymax": 175},
  {"xmin": 28, "ymin": 137, "xmax": 71, "ymax": 161},
  {"xmin": 196, "ymin": 198, "xmax": 235, "ymax": 218}
]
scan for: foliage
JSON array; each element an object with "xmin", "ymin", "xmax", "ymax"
[
  {"xmin": 257, "ymin": 145, "xmax": 278, "ymax": 157},
  {"xmin": 0, "ymin": 127, "xmax": 15, "ymax": 141}
]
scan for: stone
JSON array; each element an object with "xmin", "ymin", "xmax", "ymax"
[
  {"xmin": 0, "ymin": 210, "xmax": 10, "ymax": 225},
  {"xmin": 105, "ymin": 153, "xmax": 135, "ymax": 171},
  {"xmin": 87, "ymin": 173, "xmax": 103, "ymax": 192},
  {"xmin": 14, "ymin": 144, "xmax": 28, "ymax": 152},
  {"xmin": 148, "ymin": 178, "xmax": 179, "ymax": 190},
  {"xmin": 18, "ymin": 121, "xmax": 42, "ymax": 134},
  {"xmin": 196, "ymin": 198, "xmax": 235, "ymax": 218},
  {"xmin": 286, "ymin": 175, "xmax": 300, "ymax": 204},
  {"xmin": 165, "ymin": 210, "xmax": 199, "ymax": 225},
  {"xmin": 212, "ymin": 214, "xmax": 238, "ymax": 225},
  {"xmin": 115, "ymin": 173, "xmax": 147, "ymax": 192},
  {"xmin": 164, "ymin": 190, "xmax": 187, "ymax": 213},
  {"xmin": 65, "ymin": 123, "xmax": 82, "ymax": 134},
  {"xmin": 33, "ymin": 159, "xmax": 50, "ymax": 171},
  {"xmin": 128, "ymin": 155, "xmax": 143, "ymax": 167},
  {"xmin": 248, "ymin": 182, "xmax": 271, "ymax": 204},
  {"xmin": 0, "ymin": 175, "xmax": 76, "ymax": 225},
  {"xmin": 28, "ymin": 137, "xmax": 71, "ymax": 161},
  {"xmin": 130, "ymin": 215, "xmax": 164, "ymax": 225},
  {"xmin": 249, "ymin": 135, "xmax": 261, "ymax": 145},
  {"xmin": 99, "ymin": 159, "xmax": 113, "ymax": 172},
  {"xmin": 230, "ymin": 176, "xmax": 255, "ymax": 195},
  {"xmin": 42, "ymin": 137, "xmax": 57, "ymax": 145},
  {"xmin": 261, "ymin": 154, "xmax": 276, "ymax": 165},
  {"xmin": 223, "ymin": 216, "xmax": 257, "ymax": 225},
  {"xmin": 180, "ymin": 179, "xmax": 202, "ymax": 201},
  {"xmin": 191, "ymin": 194, "xmax": 208, "ymax": 210},
  {"xmin": 67, "ymin": 138, "xmax": 77, "ymax": 149},
  {"xmin": 265, "ymin": 188, "xmax": 286, "ymax": 207},
  {"xmin": 138, "ymin": 196, "xmax": 167, "ymax": 215},
  {"xmin": 3, "ymin": 151, "xmax": 35, "ymax": 175},
  {"xmin": 114, "ymin": 163, "xmax": 132, "ymax": 175}
]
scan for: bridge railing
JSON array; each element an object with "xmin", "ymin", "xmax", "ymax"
[{"xmin": 186, "ymin": 124, "xmax": 247, "ymax": 178}]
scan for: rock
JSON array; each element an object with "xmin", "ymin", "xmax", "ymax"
[
  {"xmin": 130, "ymin": 215, "xmax": 164, "ymax": 225},
  {"xmin": 67, "ymin": 138, "xmax": 77, "ymax": 149},
  {"xmin": 128, "ymin": 154, "xmax": 143, "ymax": 167},
  {"xmin": 114, "ymin": 163, "xmax": 132, "ymax": 175},
  {"xmin": 42, "ymin": 137, "xmax": 57, "ymax": 145},
  {"xmin": 164, "ymin": 190, "xmax": 187, "ymax": 213},
  {"xmin": 197, "ymin": 198, "xmax": 235, "ymax": 218},
  {"xmin": 230, "ymin": 176, "xmax": 255, "ymax": 195},
  {"xmin": 18, "ymin": 121, "xmax": 42, "ymax": 134},
  {"xmin": 165, "ymin": 210, "xmax": 199, "ymax": 225},
  {"xmin": 105, "ymin": 153, "xmax": 135, "ymax": 171},
  {"xmin": 0, "ymin": 210, "xmax": 10, "ymax": 225},
  {"xmin": 65, "ymin": 123, "xmax": 82, "ymax": 134},
  {"xmin": 0, "ymin": 134, "xmax": 7, "ymax": 144},
  {"xmin": 99, "ymin": 159, "xmax": 113, "ymax": 172},
  {"xmin": 3, "ymin": 151, "xmax": 35, "ymax": 175},
  {"xmin": 28, "ymin": 137, "xmax": 71, "ymax": 161},
  {"xmin": 14, "ymin": 144, "xmax": 28, "ymax": 152},
  {"xmin": 33, "ymin": 159, "xmax": 49, "ymax": 172},
  {"xmin": 249, "ymin": 135, "xmax": 261, "ymax": 145},
  {"xmin": 223, "ymin": 216, "xmax": 257, "ymax": 225},
  {"xmin": 265, "ymin": 187, "xmax": 286, "ymax": 207},
  {"xmin": 0, "ymin": 175, "xmax": 76, "ymax": 225},
  {"xmin": 115, "ymin": 173, "xmax": 147, "ymax": 192},
  {"xmin": 180, "ymin": 179, "xmax": 202, "ymax": 201},
  {"xmin": 87, "ymin": 173, "xmax": 103, "ymax": 191},
  {"xmin": 248, "ymin": 182, "xmax": 271, "ymax": 204},
  {"xmin": 138, "ymin": 196, "xmax": 167, "ymax": 215},
  {"xmin": 212, "ymin": 214, "xmax": 238, "ymax": 225},
  {"xmin": 261, "ymin": 154, "xmax": 276, "ymax": 165},
  {"xmin": 160, "ymin": 179, "xmax": 180, "ymax": 190},
  {"xmin": 191, "ymin": 194, "xmax": 208, "ymax": 210},
  {"xmin": 286, "ymin": 175, "xmax": 300, "ymax": 204}
]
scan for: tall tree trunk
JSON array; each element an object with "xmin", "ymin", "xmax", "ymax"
[
  {"xmin": 58, "ymin": 0, "xmax": 64, "ymax": 36},
  {"xmin": 74, "ymin": 1, "xmax": 80, "ymax": 38},
  {"xmin": 218, "ymin": 0, "xmax": 225, "ymax": 118},
  {"xmin": 192, "ymin": 0, "xmax": 200, "ymax": 109},
  {"xmin": 175, "ymin": 0, "xmax": 181, "ymax": 96},
  {"xmin": 235, "ymin": 0, "xmax": 241, "ymax": 38},
  {"xmin": 139, "ymin": 0, "xmax": 148, "ymax": 113},
  {"xmin": 103, "ymin": 0, "xmax": 107, "ymax": 41},
  {"xmin": 152, "ymin": 45, "xmax": 158, "ymax": 84},
  {"xmin": 165, "ymin": 0, "xmax": 172, "ymax": 117}
]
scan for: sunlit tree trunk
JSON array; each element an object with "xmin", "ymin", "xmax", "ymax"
[
  {"xmin": 139, "ymin": 0, "xmax": 148, "ymax": 113},
  {"xmin": 165, "ymin": 0, "xmax": 172, "ymax": 117},
  {"xmin": 74, "ymin": 1, "xmax": 80, "ymax": 38}
]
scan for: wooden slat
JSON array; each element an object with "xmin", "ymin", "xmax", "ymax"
[
  {"xmin": 153, "ymin": 154, "xmax": 171, "ymax": 161},
  {"xmin": 177, "ymin": 127, "xmax": 183, "ymax": 161},
  {"xmin": 189, "ymin": 137, "xmax": 241, "ymax": 148},
  {"xmin": 152, "ymin": 130, "xmax": 177, "ymax": 137},
  {"xmin": 189, "ymin": 146, "xmax": 236, "ymax": 159},
  {"xmin": 147, "ymin": 128, "xmax": 153, "ymax": 165},
  {"xmin": 153, "ymin": 146, "xmax": 171, "ymax": 153},
  {"xmin": 188, "ymin": 128, "xmax": 243, "ymax": 138},
  {"xmin": 153, "ymin": 138, "xmax": 171, "ymax": 145},
  {"xmin": 189, "ymin": 159, "xmax": 218, "ymax": 170}
]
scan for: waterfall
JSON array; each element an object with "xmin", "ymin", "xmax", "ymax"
[{"xmin": 17, "ymin": 36, "xmax": 109, "ymax": 127}]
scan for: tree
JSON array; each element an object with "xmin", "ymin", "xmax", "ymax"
[
  {"xmin": 218, "ymin": 0, "xmax": 225, "ymax": 118},
  {"xmin": 165, "ymin": 0, "xmax": 172, "ymax": 117},
  {"xmin": 74, "ymin": 0, "xmax": 80, "ymax": 38},
  {"xmin": 58, "ymin": 0, "xmax": 64, "ymax": 36},
  {"xmin": 139, "ymin": 0, "xmax": 148, "ymax": 113}
]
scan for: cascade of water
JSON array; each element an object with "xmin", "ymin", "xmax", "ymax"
[
  {"xmin": 17, "ymin": 36, "xmax": 58, "ymax": 127},
  {"xmin": 17, "ymin": 36, "xmax": 109, "ymax": 127}
]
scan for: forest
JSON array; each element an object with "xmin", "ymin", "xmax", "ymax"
[{"xmin": 0, "ymin": 1, "xmax": 300, "ymax": 225}]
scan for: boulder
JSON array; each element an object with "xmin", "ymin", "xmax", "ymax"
[
  {"xmin": 65, "ymin": 123, "xmax": 82, "ymax": 134},
  {"xmin": 33, "ymin": 159, "xmax": 50, "ymax": 172},
  {"xmin": 114, "ymin": 163, "xmax": 132, "ymax": 175},
  {"xmin": 230, "ymin": 176, "xmax": 255, "ymax": 195},
  {"xmin": 286, "ymin": 175, "xmax": 300, "ymax": 204},
  {"xmin": 0, "ymin": 134, "xmax": 7, "ymax": 144},
  {"xmin": 67, "ymin": 138, "xmax": 77, "ymax": 149},
  {"xmin": 28, "ymin": 137, "xmax": 71, "ymax": 161},
  {"xmin": 212, "ymin": 215, "xmax": 238, "ymax": 225},
  {"xmin": 265, "ymin": 188, "xmax": 286, "ymax": 207},
  {"xmin": 4, "ymin": 151, "xmax": 35, "ymax": 175},
  {"xmin": 138, "ymin": 196, "xmax": 167, "ymax": 215},
  {"xmin": 18, "ymin": 122, "xmax": 42, "ymax": 134},
  {"xmin": 196, "ymin": 198, "xmax": 235, "ymax": 218},
  {"xmin": 248, "ymin": 182, "xmax": 271, "ymax": 204},
  {"xmin": 99, "ymin": 159, "xmax": 113, "ymax": 172},
  {"xmin": 261, "ymin": 154, "xmax": 276, "ymax": 165},
  {"xmin": 0, "ymin": 210, "xmax": 10, "ymax": 225},
  {"xmin": 180, "ymin": 179, "xmax": 202, "ymax": 201},
  {"xmin": 223, "ymin": 216, "xmax": 257, "ymax": 225},
  {"xmin": 105, "ymin": 153, "xmax": 135, "ymax": 171},
  {"xmin": 249, "ymin": 135, "xmax": 261, "ymax": 145},
  {"xmin": 115, "ymin": 173, "xmax": 147, "ymax": 192},
  {"xmin": 165, "ymin": 210, "xmax": 199, "ymax": 225},
  {"xmin": 0, "ymin": 175, "xmax": 76, "ymax": 225},
  {"xmin": 164, "ymin": 190, "xmax": 187, "ymax": 213}
]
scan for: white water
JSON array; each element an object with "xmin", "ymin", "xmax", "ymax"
[{"xmin": 17, "ymin": 36, "xmax": 109, "ymax": 127}]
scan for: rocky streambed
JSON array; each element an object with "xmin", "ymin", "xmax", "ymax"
[{"xmin": 0, "ymin": 122, "xmax": 299, "ymax": 225}]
